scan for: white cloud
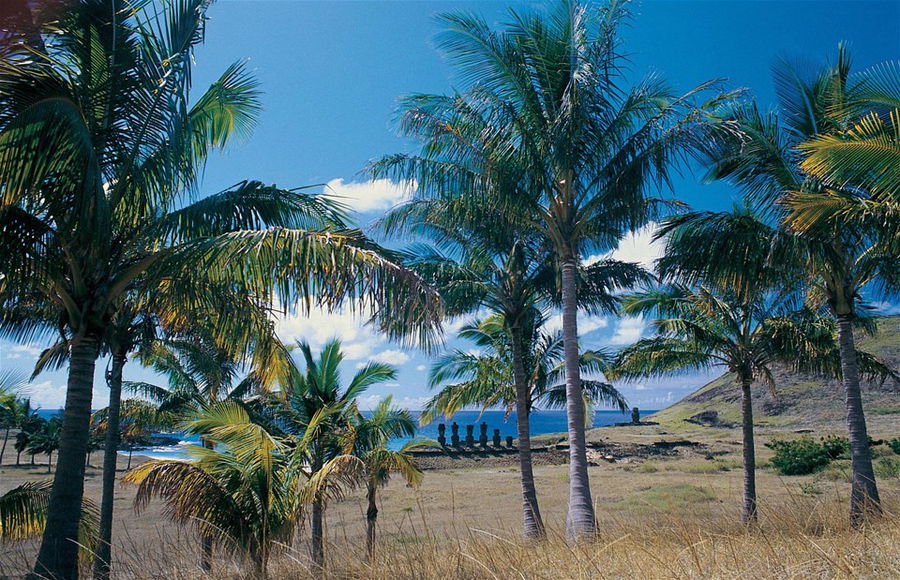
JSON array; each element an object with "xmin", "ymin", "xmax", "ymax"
[
  {"xmin": 273, "ymin": 305, "xmax": 381, "ymax": 361},
  {"xmin": 609, "ymin": 316, "xmax": 646, "ymax": 345},
  {"xmin": 4, "ymin": 343, "xmax": 44, "ymax": 360},
  {"xmin": 323, "ymin": 178, "xmax": 415, "ymax": 213},
  {"xmin": 26, "ymin": 380, "xmax": 68, "ymax": 409},
  {"xmin": 544, "ymin": 313, "xmax": 608, "ymax": 336},
  {"xmin": 585, "ymin": 222, "xmax": 663, "ymax": 271},
  {"xmin": 416, "ymin": 365, "xmax": 428, "ymax": 372},
  {"xmin": 355, "ymin": 394, "xmax": 431, "ymax": 411},
  {"xmin": 370, "ymin": 349, "xmax": 410, "ymax": 365}
]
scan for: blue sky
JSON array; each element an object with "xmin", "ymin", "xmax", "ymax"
[{"xmin": 2, "ymin": 0, "xmax": 898, "ymax": 412}]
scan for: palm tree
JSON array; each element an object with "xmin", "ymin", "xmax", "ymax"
[
  {"xmin": 262, "ymin": 338, "xmax": 394, "ymax": 568},
  {"xmin": 701, "ymin": 47, "xmax": 900, "ymax": 524},
  {"xmin": 423, "ymin": 315, "xmax": 628, "ymax": 426},
  {"xmin": 0, "ymin": 3, "xmax": 441, "ymax": 577},
  {"xmin": 375, "ymin": 1, "xmax": 727, "ymax": 538},
  {"xmin": 124, "ymin": 401, "xmax": 360, "ymax": 578},
  {"xmin": 383, "ymin": 199, "xmax": 642, "ymax": 539},
  {"xmin": 0, "ymin": 370, "xmax": 28, "ymax": 464},
  {"xmin": 351, "ymin": 397, "xmax": 428, "ymax": 561},
  {"xmin": 27, "ymin": 416, "xmax": 61, "ymax": 473},
  {"xmin": 0, "ymin": 480, "xmax": 99, "ymax": 551}
]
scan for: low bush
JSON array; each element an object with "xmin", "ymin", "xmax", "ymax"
[
  {"xmin": 820, "ymin": 435, "xmax": 849, "ymax": 460},
  {"xmin": 765, "ymin": 438, "xmax": 830, "ymax": 476},
  {"xmin": 888, "ymin": 438, "xmax": 900, "ymax": 455},
  {"xmin": 874, "ymin": 457, "xmax": 900, "ymax": 480}
]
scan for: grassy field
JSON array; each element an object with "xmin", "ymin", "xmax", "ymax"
[{"xmin": 2, "ymin": 422, "xmax": 899, "ymax": 579}]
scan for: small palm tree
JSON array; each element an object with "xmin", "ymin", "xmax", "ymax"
[
  {"xmin": 611, "ymin": 285, "xmax": 895, "ymax": 524},
  {"xmin": 27, "ymin": 416, "xmax": 61, "ymax": 473},
  {"xmin": 352, "ymin": 397, "xmax": 428, "ymax": 561},
  {"xmin": 424, "ymin": 315, "xmax": 628, "ymax": 425},
  {"xmin": 124, "ymin": 401, "xmax": 360, "ymax": 578},
  {"xmin": 0, "ymin": 371, "xmax": 28, "ymax": 464},
  {"xmin": 262, "ymin": 339, "xmax": 394, "ymax": 568},
  {"xmin": 0, "ymin": 480, "xmax": 99, "ymax": 551}
]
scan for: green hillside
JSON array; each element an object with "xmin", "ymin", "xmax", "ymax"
[{"xmin": 650, "ymin": 315, "xmax": 900, "ymax": 433}]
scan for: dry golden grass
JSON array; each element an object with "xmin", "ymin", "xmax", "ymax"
[{"xmin": 3, "ymin": 445, "xmax": 899, "ymax": 579}]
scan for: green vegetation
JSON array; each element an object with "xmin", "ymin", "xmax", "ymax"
[{"xmin": 766, "ymin": 439, "xmax": 831, "ymax": 476}]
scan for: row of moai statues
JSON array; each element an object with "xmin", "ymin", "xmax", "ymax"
[{"xmin": 437, "ymin": 422, "xmax": 515, "ymax": 449}]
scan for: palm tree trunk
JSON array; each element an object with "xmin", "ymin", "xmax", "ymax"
[
  {"xmin": 16, "ymin": 449, "xmax": 21, "ymax": 465},
  {"xmin": 836, "ymin": 315, "xmax": 881, "ymax": 525},
  {"xmin": 200, "ymin": 438, "xmax": 215, "ymax": 572},
  {"xmin": 739, "ymin": 376, "xmax": 757, "ymax": 525},
  {"xmin": 1, "ymin": 427, "xmax": 9, "ymax": 465},
  {"xmin": 366, "ymin": 482, "xmax": 377, "ymax": 562},
  {"xmin": 30, "ymin": 334, "xmax": 100, "ymax": 580},
  {"xmin": 311, "ymin": 499, "xmax": 325, "ymax": 568},
  {"xmin": 47, "ymin": 451, "xmax": 52, "ymax": 473},
  {"xmin": 93, "ymin": 352, "xmax": 127, "ymax": 580},
  {"xmin": 560, "ymin": 257, "xmax": 596, "ymax": 541},
  {"xmin": 509, "ymin": 324, "xmax": 545, "ymax": 540}
]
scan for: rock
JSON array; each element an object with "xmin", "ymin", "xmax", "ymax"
[{"xmin": 685, "ymin": 410, "xmax": 735, "ymax": 428}]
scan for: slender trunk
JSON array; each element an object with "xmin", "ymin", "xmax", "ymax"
[
  {"xmin": 836, "ymin": 315, "xmax": 881, "ymax": 525},
  {"xmin": 93, "ymin": 352, "xmax": 127, "ymax": 580},
  {"xmin": 16, "ymin": 449, "xmax": 21, "ymax": 465},
  {"xmin": 1, "ymin": 426, "xmax": 9, "ymax": 464},
  {"xmin": 47, "ymin": 451, "xmax": 52, "ymax": 473},
  {"xmin": 365, "ymin": 482, "xmax": 377, "ymax": 562},
  {"xmin": 739, "ymin": 376, "xmax": 757, "ymax": 525},
  {"xmin": 200, "ymin": 438, "xmax": 215, "ymax": 572},
  {"xmin": 509, "ymin": 324, "xmax": 545, "ymax": 539},
  {"xmin": 30, "ymin": 334, "xmax": 100, "ymax": 580},
  {"xmin": 31, "ymin": 453, "xmax": 35, "ymax": 465},
  {"xmin": 560, "ymin": 258, "xmax": 595, "ymax": 540},
  {"xmin": 311, "ymin": 499, "xmax": 324, "ymax": 569},
  {"xmin": 126, "ymin": 449, "xmax": 132, "ymax": 470}
]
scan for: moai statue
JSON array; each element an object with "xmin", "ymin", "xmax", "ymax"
[
  {"xmin": 437, "ymin": 423, "xmax": 446, "ymax": 446},
  {"xmin": 479, "ymin": 422, "xmax": 489, "ymax": 447},
  {"xmin": 465, "ymin": 424, "xmax": 475, "ymax": 446},
  {"xmin": 631, "ymin": 407, "xmax": 640, "ymax": 425},
  {"xmin": 450, "ymin": 422, "xmax": 460, "ymax": 446},
  {"xmin": 492, "ymin": 429, "xmax": 501, "ymax": 447},
  {"xmin": 505, "ymin": 435, "xmax": 514, "ymax": 449}
]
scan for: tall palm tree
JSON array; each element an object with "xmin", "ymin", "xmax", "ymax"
[
  {"xmin": 0, "ymin": 370, "xmax": 28, "ymax": 465},
  {"xmin": 124, "ymin": 401, "xmax": 360, "ymax": 579},
  {"xmin": 423, "ymin": 315, "xmax": 628, "ymax": 425},
  {"xmin": 611, "ymin": 285, "xmax": 894, "ymax": 523},
  {"xmin": 262, "ymin": 339, "xmax": 394, "ymax": 568},
  {"xmin": 351, "ymin": 397, "xmax": 428, "ymax": 562},
  {"xmin": 700, "ymin": 47, "xmax": 900, "ymax": 524},
  {"xmin": 0, "ymin": 3, "xmax": 440, "ymax": 577},
  {"xmin": 375, "ymin": 0, "xmax": 727, "ymax": 538}
]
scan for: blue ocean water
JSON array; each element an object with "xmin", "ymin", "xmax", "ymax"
[{"xmin": 37, "ymin": 409, "xmax": 656, "ymax": 459}]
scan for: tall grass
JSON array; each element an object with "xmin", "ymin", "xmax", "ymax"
[{"xmin": 3, "ymin": 488, "xmax": 895, "ymax": 578}]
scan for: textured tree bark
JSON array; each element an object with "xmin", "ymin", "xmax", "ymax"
[
  {"xmin": 509, "ymin": 324, "xmax": 545, "ymax": 539},
  {"xmin": 311, "ymin": 499, "xmax": 324, "ymax": 568},
  {"xmin": 200, "ymin": 438, "xmax": 215, "ymax": 572},
  {"xmin": 30, "ymin": 334, "xmax": 99, "ymax": 580},
  {"xmin": 93, "ymin": 352, "xmax": 127, "ymax": 580},
  {"xmin": 560, "ymin": 258, "xmax": 596, "ymax": 540},
  {"xmin": 740, "ymin": 377, "xmax": 757, "ymax": 525},
  {"xmin": 1, "ymin": 427, "xmax": 9, "ymax": 465},
  {"xmin": 366, "ymin": 482, "xmax": 377, "ymax": 562},
  {"xmin": 836, "ymin": 315, "xmax": 881, "ymax": 525}
]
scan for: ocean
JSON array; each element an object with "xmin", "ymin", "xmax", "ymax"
[{"xmin": 37, "ymin": 408, "xmax": 656, "ymax": 459}]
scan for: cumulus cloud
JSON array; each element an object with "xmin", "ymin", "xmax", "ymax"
[
  {"xmin": 585, "ymin": 222, "xmax": 663, "ymax": 271},
  {"xmin": 370, "ymin": 349, "xmax": 410, "ymax": 365},
  {"xmin": 544, "ymin": 313, "xmax": 608, "ymax": 335},
  {"xmin": 3, "ymin": 343, "xmax": 45, "ymax": 360},
  {"xmin": 273, "ymin": 305, "xmax": 382, "ymax": 361},
  {"xmin": 416, "ymin": 365, "xmax": 428, "ymax": 372},
  {"xmin": 323, "ymin": 178, "xmax": 415, "ymax": 213},
  {"xmin": 355, "ymin": 394, "xmax": 431, "ymax": 411},
  {"xmin": 609, "ymin": 316, "xmax": 646, "ymax": 345},
  {"xmin": 26, "ymin": 381, "xmax": 68, "ymax": 409}
]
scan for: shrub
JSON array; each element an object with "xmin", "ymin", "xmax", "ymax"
[
  {"xmin": 765, "ymin": 438, "xmax": 830, "ymax": 476},
  {"xmin": 820, "ymin": 435, "xmax": 849, "ymax": 460},
  {"xmin": 888, "ymin": 438, "xmax": 900, "ymax": 455},
  {"xmin": 874, "ymin": 457, "xmax": 900, "ymax": 480}
]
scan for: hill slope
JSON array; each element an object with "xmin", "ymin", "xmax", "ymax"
[{"xmin": 650, "ymin": 315, "xmax": 900, "ymax": 433}]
